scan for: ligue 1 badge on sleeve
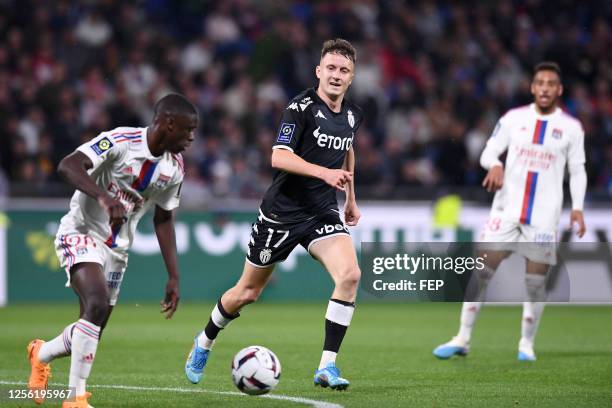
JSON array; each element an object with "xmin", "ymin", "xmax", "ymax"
[
  {"xmin": 277, "ymin": 123, "xmax": 295, "ymax": 144},
  {"xmin": 348, "ymin": 110, "xmax": 354, "ymax": 128},
  {"xmin": 90, "ymin": 137, "xmax": 114, "ymax": 155}
]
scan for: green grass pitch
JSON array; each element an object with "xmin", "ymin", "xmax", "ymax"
[{"xmin": 1, "ymin": 303, "xmax": 611, "ymax": 407}]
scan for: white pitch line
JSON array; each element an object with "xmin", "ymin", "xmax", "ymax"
[{"xmin": 0, "ymin": 380, "xmax": 344, "ymax": 408}]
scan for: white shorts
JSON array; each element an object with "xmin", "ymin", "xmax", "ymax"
[
  {"xmin": 479, "ymin": 213, "xmax": 557, "ymax": 265},
  {"xmin": 55, "ymin": 231, "xmax": 128, "ymax": 306}
]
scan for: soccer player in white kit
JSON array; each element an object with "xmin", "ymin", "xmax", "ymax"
[
  {"xmin": 433, "ymin": 62, "xmax": 587, "ymax": 361},
  {"xmin": 26, "ymin": 94, "xmax": 197, "ymax": 407}
]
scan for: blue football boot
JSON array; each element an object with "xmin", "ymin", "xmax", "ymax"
[
  {"xmin": 314, "ymin": 362, "xmax": 350, "ymax": 390},
  {"xmin": 433, "ymin": 336, "xmax": 470, "ymax": 359},
  {"xmin": 185, "ymin": 334, "xmax": 210, "ymax": 384},
  {"xmin": 518, "ymin": 339, "xmax": 536, "ymax": 361}
]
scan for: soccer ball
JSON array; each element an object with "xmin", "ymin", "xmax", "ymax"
[{"xmin": 231, "ymin": 345, "xmax": 281, "ymax": 395}]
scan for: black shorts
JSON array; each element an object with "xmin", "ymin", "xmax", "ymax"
[{"xmin": 246, "ymin": 208, "xmax": 350, "ymax": 267}]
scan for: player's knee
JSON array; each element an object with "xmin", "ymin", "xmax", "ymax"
[
  {"xmin": 336, "ymin": 266, "xmax": 361, "ymax": 290},
  {"xmin": 237, "ymin": 287, "xmax": 263, "ymax": 306}
]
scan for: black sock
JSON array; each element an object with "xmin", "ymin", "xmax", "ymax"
[
  {"xmin": 323, "ymin": 298, "xmax": 355, "ymax": 352},
  {"xmin": 324, "ymin": 319, "xmax": 348, "ymax": 352}
]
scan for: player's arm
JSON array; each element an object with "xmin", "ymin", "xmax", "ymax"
[
  {"xmin": 153, "ymin": 205, "xmax": 180, "ymax": 319},
  {"xmin": 58, "ymin": 150, "xmax": 126, "ymax": 226},
  {"xmin": 480, "ymin": 116, "xmax": 511, "ymax": 192},
  {"xmin": 568, "ymin": 128, "xmax": 587, "ymax": 238},
  {"xmin": 271, "ymin": 149, "xmax": 352, "ymax": 190},
  {"xmin": 272, "ymin": 101, "xmax": 352, "ymax": 190},
  {"xmin": 342, "ymin": 146, "xmax": 360, "ymax": 226}
]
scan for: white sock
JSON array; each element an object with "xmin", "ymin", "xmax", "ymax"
[
  {"xmin": 521, "ymin": 274, "xmax": 547, "ymax": 346},
  {"xmin": 39, "ymin": 323, "xmax": 75, "ymax": 363},
  {"xmin": 319, "ymin": 350, "xmax": 337, "ymax": 369},
  {"xmin": 196, "ymin": 332, "xmax": 215, "ymax": 350},
  {"xmin": 69, "ymin": 319, "xmax": 100, "ymax": 396},
  {"xmin": 457, "ymin": 301, "xmax": 482, "ymax": 342}
]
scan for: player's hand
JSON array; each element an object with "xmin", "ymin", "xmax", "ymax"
[
  {"xmin": 344, "ymin": 201, "xmax": 361, "ymax": 226},
  {"xmin": 98, "ymin": 195, "xmax": 127, "ymax": 228},
  {"xmin": 482, "ymin": 165, "xmax": 504, "ymax": 192},
  {"xmin": 570, "ymin": 210, "xmax": 586, "ymax": 238},
  {"xmin": 323, "ymin": 169, "xmax": 353, "ymax": 191},
  {"xmin": 160, "ymin": 277, "xmax": 180, "ymax": 319}
]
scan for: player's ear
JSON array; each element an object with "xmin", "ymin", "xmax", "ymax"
[
  {"xmin": 530, "ymin": 81, "xmax": 536, "ymax": 96},
  {"xmin": 165, "ymin": 113, "xmax": 175, "ymax": 133},
  {"xmin": 315, "ymin": 65, "xmax": 321, "ymax": 79},
  {"xmin": 558, "ymin": 84, "xmax": 563, "ymax": 97}
]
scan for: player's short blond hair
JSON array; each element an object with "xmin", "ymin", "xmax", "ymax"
[{"xmin": 320, "ymin": 38, "xmax": 356, "ymax": 64}]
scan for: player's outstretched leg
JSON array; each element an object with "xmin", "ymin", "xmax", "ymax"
[
  {"xmin": 313, "ymin": 299, "xmax": 354, "ymax": 390},
  {"xmin": 185, "ymin": 299, "xmax": 239, "ymax": 384},
  {"xmin": 433, "ymin": 264, "xmax": 493, "ymax": 359},
  {"xmin": 310, "ymin": 236, "xmax": 359, "ymax": 391},
  {"xmin": 434, "ymin": 251, "xmax": 508, "ymax": 360},
  {"xmin": 186, "ymin": 262, "xmax": 274, "ymax": 384},
  {"xmin": 518, "ymin": 266, "xmax": 547, "ymax": 361}
]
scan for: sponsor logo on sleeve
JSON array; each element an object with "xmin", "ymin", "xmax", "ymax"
[
  {"xmin": 277, "ymin": 123, "xmax": 296, "ymax": 144},
  {"xmin": 90, "ymin": 137, "xmax": 114, "ymax": 155}
]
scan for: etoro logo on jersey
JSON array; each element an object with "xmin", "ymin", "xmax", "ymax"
[{"xmin": 313, "ymin": 127, "xmax": 353, "ymax": 151}]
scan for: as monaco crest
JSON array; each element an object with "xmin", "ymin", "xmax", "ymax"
[
  {"xmin": 348, "ymin": 110, "xmax": 354, "ymax": 128},
  {"xmin": 259, "ymin": 248, "xmax": 272, "ymax": 264}
]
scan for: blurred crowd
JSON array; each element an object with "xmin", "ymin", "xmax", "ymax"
[{"xmin": 0, "ymin": 0, "xmax": 610, "ymax": 206}]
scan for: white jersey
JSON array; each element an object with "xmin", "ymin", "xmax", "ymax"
[
  {"xmin": 58, "ymin": 126, "xmax": 184, "ymax": 253},
  {"xmin": 481, "ymin": 103, "xmax": 585, "ymax": 228}
]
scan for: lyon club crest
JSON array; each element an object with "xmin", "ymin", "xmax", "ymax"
[
  {"xmin": 348, "ymin": 110, "xmax": 354, "ymax": 128},
  {"xmin": 259, "ymin": 248, "xmax": 272, "ymax": 264},
  {"xmin": 154, "ymin": 174, "xmax": 171, "ymax": 189},
  {"xmin": 552, "ymin": 128, "xmax": 563, "ymax": 139}
]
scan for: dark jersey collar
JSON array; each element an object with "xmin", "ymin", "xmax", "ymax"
[{"xmin": 310, "ymin": 87, "xmax": 348, "ymax": 116}]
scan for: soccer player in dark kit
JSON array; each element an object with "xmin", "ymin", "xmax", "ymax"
[{"xmin": 185, "ymin": 38, "xmax": 364, "ymax": 390}]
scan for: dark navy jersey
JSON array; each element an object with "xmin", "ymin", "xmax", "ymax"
[{"xmin": 260, "ymin": 88, "xmax": 363, "ymax": 222}]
